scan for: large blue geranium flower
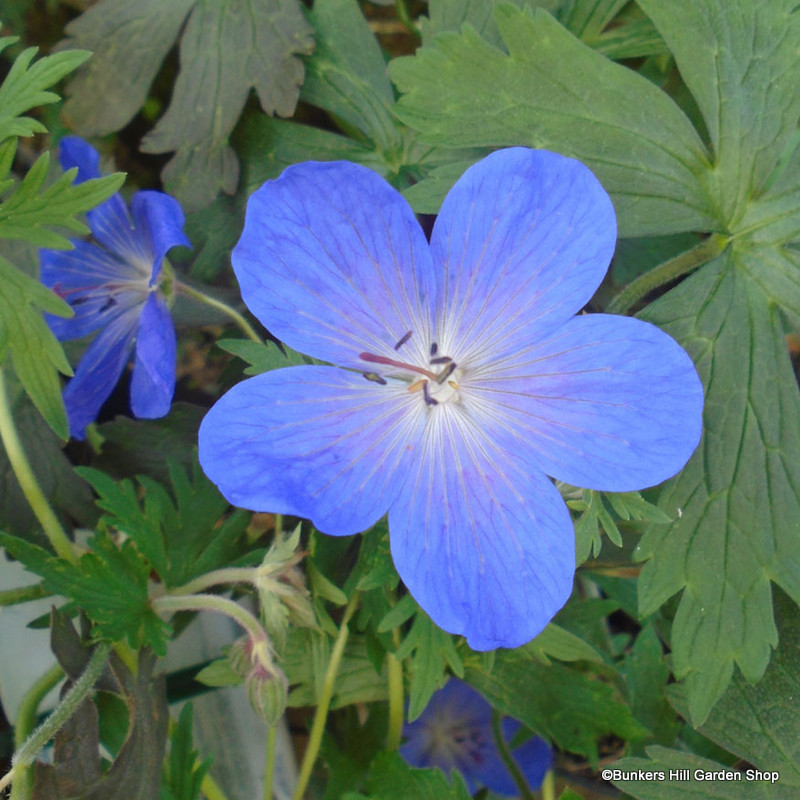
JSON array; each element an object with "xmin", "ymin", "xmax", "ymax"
[
  {"xmin": 199, "ymin": 148, "xmax": 703, "ymax": 650},
  {"xmin": 401, "ymin": 678, "xmax": 552, "ymax": 796},
  {"xmin": 40, "ymin": 137, "xmax": 190, "ymax": 439}
]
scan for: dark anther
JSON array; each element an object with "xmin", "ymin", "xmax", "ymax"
[
  {"xmin": 435, "ymin": 362, "xmax": 457, "ymax": 384},
  {"xmin": 99, "ymin": 297, "xmax": 118, "ymax": 313},
  {"xmin": 394, "ymin": 330, "xmax": 413, "ymax": 350},
  {"xmin": 430, "ymin": 342, "xmax": 438, "ymax": 356},
  {"xmin": 430, "ymin": 356, "xmax": 452, "ymax": 365},
  {"xmin": 362, "ymin": 372, "xmax": 387, "ymax": 385},
  {"xmin": 423, "ymin": 382, "xmax": 438, "ymax": 406}
]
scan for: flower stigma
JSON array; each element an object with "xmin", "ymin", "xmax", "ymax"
[{"xmin": 359, "ymin": 333, "xmax": 461, "ymax": 407}]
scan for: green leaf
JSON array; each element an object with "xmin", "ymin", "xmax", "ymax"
[
  {"xmin": 0, "ymin": 154, "xmax": 124, "ymax": 248},
  {"xmin": 0, "ymin": 529, "xmax": 170, "ymax": 652},
  {"xmin": 0, "ymin": 45, "xmax": 91, "ymax": 143},
  {"xmin": 393, "ymin": 604, "xmax": 464, "ymax": 721},
  {"xmin": 623, "ymin": 624, "xmax": 680, "ymax": 750},
  {"xmin": 612, "ymin": 746, "xmax": 782, "ymax": 800},
  {"xmin": 34, "ymin": 638, "xmax": 169, "ymax": 800},
  {"xmin": 526, "ymin": 623, "xmax": 603, "ymax": 664},
  {"xmin": 364, "ymin": 751, "xmax": 472, "ymax": 800},
  {"xmin": 0, "ymin": 255, "xmax": 72, "ymax": 437},
  {"xmin": 283, "ymin": 629, "xmax": 388, "ymax": 709},
  {"xmin": 466, "ymin": 651, "xmax": 648, "ymax": 761},
  {"xmin": 0, "ymin": 379, "xmax": 96, "ymax": 538},
  {"xmin": 77, "ymin": 460, "xmax": 249, "ymax": 589},
  {"xmin": 637, "ymin": 252, "xmax": 800, "ymax": 723},
  {"xmin": 420, "ymin": 0, "xmax": 561, "ymax": 49},
  {"xmin": 160, "ymin": 704, "xmax": 212, "ymax": 800},
  {"xmin": 93, "ymin": 403, "xmax": 207, "ymax": 484},
  {"xmin": 301, "ymin": 0, "xmax": 400, "ymax": 150},
  {"xmin": 390, "ymin": 4, "xmax": 715, "ymax": 236},
  {"xmin": 217, "ymin": 337, "xmax": 312, "ymax": 375},
  {"xmin": 669, "ymin": 590, "xmax": 800, "ymax": 786},
  {"xmin": 62, "ymin": 0, "xmax": 314, "ymax": 210},
  {"xmin": 237, "ymin": 114, "xmax": 385, "ymax": 197},
  {"xmin": 637, "ymin": 0, "xmax": 800, "ymax": 226}
]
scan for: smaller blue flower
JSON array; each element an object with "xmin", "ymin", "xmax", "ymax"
[
  {"xmin": 40, "ymin": 137, "xmax": 190, "ymax": 439},
  {"xmin": 401, "ymin": 678, "xmax": 552, "ymax": 796}
]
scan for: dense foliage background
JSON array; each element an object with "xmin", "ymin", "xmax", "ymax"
[{"xmin": 1, "ymin": 1, "xmax": 800, "ymax": 799}]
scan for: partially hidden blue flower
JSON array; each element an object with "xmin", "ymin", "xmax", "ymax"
[
  {"xmin": 40, "ymin": 137, "xmax": 190, "ymax": 439},
  {"xmin": 199, "ymin": 148, "xmax": 703, "ymax": 649},
  {"xmin": 401, "ymin": 678, "xmax": 552, "ymax": 796}
]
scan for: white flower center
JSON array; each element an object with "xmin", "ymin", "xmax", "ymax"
[{"xmin": 359, "ymin": 332, "xmax": 462, "ymax": 408}]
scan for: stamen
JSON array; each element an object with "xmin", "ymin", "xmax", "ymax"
[
  {"xmin": 394, "ymin": 330, "xmax": 413, "ymax": 350},
  {"xmin": 430, "ymin": 356, "xmax": 452, "ymax": 365},
  {"xmin": 435, "ymin": 362, "xmax": 458, "ymax": 384},
  {"xmin": 448, "ymin": 380, "xmax": 459, "ymax": 390},
  {"xmin": 359, "ymin": 352, "xmax": 437, "ymax": 380},
  {"xmin": 362, "ymin": 372, "xmax": 387, "ymax": 385},
  {"xmin": 430, "ymin": 343, "xmax": 438, "ymax": 356},
  {"xmin": 422, "ymin": 382, "xmax": 438, "ymax": 406},
  {"xmin": 99, "ymin": 297, "xmax": 117, "ymax": 313},
  {"xmin": 408, "ymin": 379, "xmax": 425, "ymax": 393}
]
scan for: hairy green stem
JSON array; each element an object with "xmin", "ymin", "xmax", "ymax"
[
  {"xmin": 541, "ymin": 768, "xmax": 556, "ymax": 800},
  {"xmin": 385, "ymin": 651, "xmax": 404, "ymax": 750},
  {"xmin": 491, "ymin": 710, "xmax": 535, "ymax": 800},
  {"xmin": 0, "ymin": 370, "xmax": 76, "ymax": 563},
  {"xmin": 153, "ymin": 593, "xmax": 267, "ymax": 644},
  {"xmin": 177, "ymin": 281, "xmax": 261, "ymax": 343},
  {"xmin": 200, "ymin": 770, "xmax": 230, "ymax": 800},
  {"xmin": 0, "ymin": 582, "xmax": 51, "ymax": 607},
  {"xmin": 8, "ymin": 663, "xmax": 65, "ymax": 800},
  {"xmin": 0, "ymin": 642, "xmax": 111, "ymax": 797},
  {"xmin": 606, "ymin": 233, "xmax": 729, "ymax": 316},
  {"xmin": 291, "ymin": 591, "xmax": 361, "ymax": 800},
  {"xmin": 169, "ymin": 568, "xmax": 259, "ymax": 597},
  {"xmin": 264, "ymin": 723, "xmax": 278, "ymax": 800}
]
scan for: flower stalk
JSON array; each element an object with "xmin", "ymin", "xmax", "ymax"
[
  {"xmin": 291, "ymin": 591, "xmax": 361, "ymax": 800},
  {"xmin": 0, "ymin": 642, "xmax": 111, "ymax": 798},
  {"xmin": 606, "ymin": 233, "xmax": 729, "ymax": 315},
  {"xmin": 177, "ymin": 280, "xmax": 262, "ymax": 343},
  {"xmin": 491, "ymin": 710, "xmax": 536, "ymax": 800},
  {"xmin": 0, "ymin": 369, "xmax": 76, "ymax": 563}
]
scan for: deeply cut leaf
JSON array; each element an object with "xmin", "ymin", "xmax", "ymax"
[
  {"xmin": 637, "ymin": 252, "xmax": 800, "ymax": 723},
  {"xmin": 61, "ymin": 0, "xmax": 314, "ymax": 210},
  {"xmin": 390, "ymin": 4, "xmax": 715, "ymax": 236}
]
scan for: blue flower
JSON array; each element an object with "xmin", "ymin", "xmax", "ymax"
[
  {"xmin": 400, "ymin": 678, "xmax": 552, "ymax": 796},
  {"xmin": 40, "ymin": 137, "xmax": 190, "ymax": 439},
  {"xmin": 199, "ymin": 148, "xmax": 703, "ymax": 649}
]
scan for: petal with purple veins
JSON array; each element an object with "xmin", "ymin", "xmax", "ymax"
[
  {"xmin": 430, "ymin": 148, "xmax": 617, "ymax": 364},
  {"xmin": 62, "ymin": 308, "xmax": 139, "ymax": 439},
  {"xmin": 467, "ymin": 314, "xmax": 704, "ymax": 491},
  {"xmin": 232, "ymin": 161, "xmax": 436, "ymax": 370},
  {"xmin": 130, "ymin": 292, "xmax": 176, "ymax": 418},
  {"xmin": 389, "ymin": 406, "xmax": 575, "ymax": 650},
  {"xmin": 199, "ymin": 366, "xmax": 426, "ymax": 535},
  {"xmin": 129, "ymin": 191, "xmax": 191, "ymax": 284}
]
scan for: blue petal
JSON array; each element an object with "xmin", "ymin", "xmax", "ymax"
[
  {"xmin": 59, "ymin": 137, "xmax": 133, "ymax": 254},
  {"xmin": 401, "ymin": 678, "xmax": 494, "ymax": 793},
  {"xmin": 129, "ymin": 191, "xmax": 191, "ymax": 284},
  {"xmin": 130, "ymin": 293, "xmax": 175, "ymax": 418},
  {"xmin": 232, "ymin": 162, "xmax": 436, "ymax": 370},
  {"xmin": 468, "ymin": 314, "xmax": 704, "ymax": 491},
  {"xmin": 198, "ymin": 366, "xmax": 426, "ymax": 534},
  {"xmin": 58, "ymin": 137, "xmax": 102, "ymax": 182},
  {"xmin": 429, "ymin": 148, "xmax": 616, "ymax": 363},
  {"xmin": 389, "ymin": 407, "xmax": 574, "ymax": 650},
  {"xmin": 62, "ymin": 309, "xmax": 140, "ymax": 439},
  {"xmin": 40, "ymin": 242, "xmax": 145, "ymax": 339}
]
